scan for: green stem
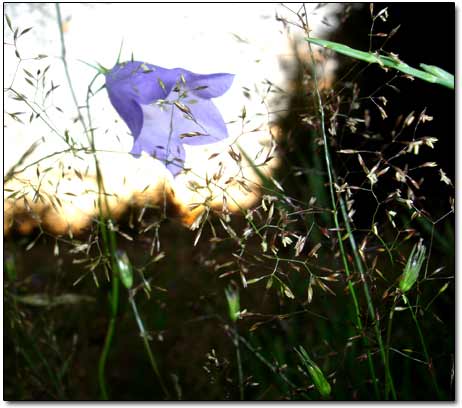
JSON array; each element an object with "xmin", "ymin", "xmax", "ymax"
[
  {"xmin": 338, "ymin": 194, "xmax": 396, "ymax": 399},
  {"xmin": 55, "ymin": 4, "xmax": 86, "ymax": 134},
  {"xmin": 234, "ymin": 323, "xmax": 244, "ymax": 400},
  {"xmin": 228, "ymin": 326, "xmax": 300, "ymax": 395},
  {"xmin": 98, "ymin": 269, "xmax": 119, "ymax": 400},
  {"xmin": 142, "ymin": 335, "xmax": 169, "ymax": 398},
  {"xmin": 402, "ymin": 294, "xmax": 444, "ymax": 399},
  {"xmin": 94, "ymin": 154, "xmax": 120, "ymax": 401},
  {"xmin": 129, "ymin": 295, "xmax": 169, "ymax": 398},
  {"xmin": 305, "ymin": 33, "xmax": 381, "ymax": 400},
  {"xmin": 385, "ymin": 295, "xmax": 398, "ymax": 399},
  {"xmin": 56, "ymin": 5, "xmax": 121, "ymax": 399}
]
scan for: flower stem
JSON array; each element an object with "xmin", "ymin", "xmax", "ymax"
[
  {"xmin": 56, "ymin": 5, "xmax": 122, "ymax": 399},
  {"xmin": 98, "ymin": 261, "xmax": 119, "ymax": 400}
]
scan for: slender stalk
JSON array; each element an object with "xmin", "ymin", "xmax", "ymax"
[
  {"xmin": 129, "ymin": 295, "xmax": 169, "ymax": 398},
  {"xmin": 305, "ymin": 26, "xmax": 381, "ymax": 400},
  {"xmin": 55, "ymin": 4, "xmax": 86, "ymax": 134},
  {"xmin": 304, "ymin": 5, "xmax": 398, "ymax": 396},
  {"xmin": 227, "ymin": 326, "xmax": 299, "ymax": 392},
  {"xmin": 338, "ymin": 192, "xmax": 396, "ymax": 399},
  {"xmin": 91, "ymin": 125, "xmax": 120, "ymax": 400},
  {"xmin": 98, "ymin": 266, "xmax": 119, "ymax": 400},
  {"xmin": 234, "ymin": 322, "xmax": 244, "ymax": 400},
  {"xmin": 402, "ymin": 294, "xmax": 444, "ymax": 399},
  {"xmin": 385, "ymin": 295, "xmax": 398, "ymax": 399},
  {"xmin": 56, "ymin": 5, "xmax": 121, "ymax": 399}
]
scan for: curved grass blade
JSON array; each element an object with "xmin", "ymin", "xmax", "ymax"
[{"xmin": 306, "ymin": 37, "xmax": 454, "ymax": 90}]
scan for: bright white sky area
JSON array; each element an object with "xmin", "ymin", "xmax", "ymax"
[{"xmin": 4, "ymin": 3, "xmax": 342, "ymax": 215}]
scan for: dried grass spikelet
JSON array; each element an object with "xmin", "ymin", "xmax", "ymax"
[
  {"xmin": 4, "ymin": 160, "xmax": 115, "ymax": 236},
  {"xmin": 3, "ymin": 21, "xmax": 331, "ymax": 238},
  {"xmin": 3, "ymin": 51, "xmax": 327, "ymax": 238},
  {"xmin": 4, "ymin": 123, "xmax": 280, "ymax": 236}
]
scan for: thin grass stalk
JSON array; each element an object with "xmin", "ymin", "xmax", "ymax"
[
  {"xmin": 234, "ymin": 322, "xmax": 245, "ymax": 400},
  {"xmin": 337, "ymin": 191, "xmax": 397, "ymax": 399},
  {"xmin": 128, "ymin": 295, "xmax": 169, "ymax": 398},
  {"xmin": 97, "ymin": 261, "xmax": 119, "ymax": 400},
  {"xmin": 227, "ymin": 326, "xmax": 303, "ymax": 396},
  {"xmin": 56, "ymin": 6, "xmax": 122, "ymax": 399},
  {"xmin": 88, "ymin": 105, "xmax": 119, "ymax": 400},
  {"xmin": 55, "ymin": 4, "xmax": 86, "ymax": 134},
  {"xmin": 385, "ymin": 295, "xmax": 398, "ymax": 399},
  {"xmin": 402, "ymin": 294, "xmax": 444, "ymax": 399},
  {"xmin": 304, "ymin": 23, "xmax": 381, "ymax": 399},
  {"xmin": 225, "ymin": 286, "xmax": 245, "ymax": 400},
  {"xmin": 18, "ymin": 333, "xmax": 66, "ymax": 399},
  {"xmin": 304, "ymin": 6, "xmax": 398, "ymax": 397},
  {"xmin": 84, "ymin": 46, "xmax": 171, "ymax": 403}
]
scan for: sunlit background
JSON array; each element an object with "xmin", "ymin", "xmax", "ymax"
[{"xmin": 4, "ymin": 3, "xmax": 342, "ymax": 234}]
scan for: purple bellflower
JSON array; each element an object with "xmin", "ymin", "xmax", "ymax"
[{"xmin": 105, "ymin": 61, "xmax": 234, "ymax": 176}]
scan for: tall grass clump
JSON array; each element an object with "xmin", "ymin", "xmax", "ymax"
[{"xmin": 4, "ymin": 3, "xmax": 454, "ymax": 401}]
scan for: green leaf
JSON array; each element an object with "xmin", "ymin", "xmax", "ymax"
[
  {"xmin": 306, "ymin": 37, "xmax": 454, "ymax": 90},
  {"xmin": 420, "ymin": 63, "xmax": 454, "ymax": 82}
]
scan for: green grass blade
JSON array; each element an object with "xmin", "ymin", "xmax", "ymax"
[
  {"xmin": 306, "ymin": 37, "xmax": 454, "ymax": 90},
  {"xmin": 420, "ymin": 64, "xmax": 454, "ymax": 83}
]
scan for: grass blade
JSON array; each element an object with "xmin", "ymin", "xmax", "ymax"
[{"xmin": 306, "ymin": 37, "xmax": 454, "ymax": 90}]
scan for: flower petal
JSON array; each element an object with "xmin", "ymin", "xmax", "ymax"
[
  {"xmin": 106, "ymin": 61, "xmax": 183, "ymax": 137},
  {"xmin": 107, "ymin": 87, "xmax": 144, "ymax": 137},
  {"xmin": 131, "ymin": 104, "xmax": 186, "ymax": 176},
  {"xmin": 105, "ymin": 62, "xmax": 234, "ymax": 177},
  {"xmin": 106, "ymin": 61, "xmax": 179, "ymax": 103},
  {"xmin": 172, "ymin": 97, "xmax": 229, "ymax": 146},
  {"xmin": 185, "ymin": 72, "xmax": 235, "ymax": 99}
]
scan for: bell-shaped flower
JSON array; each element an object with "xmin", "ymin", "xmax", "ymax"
[{"xmin": 105, "ymin": 61, "xmax": 234, "ymax": 176}]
